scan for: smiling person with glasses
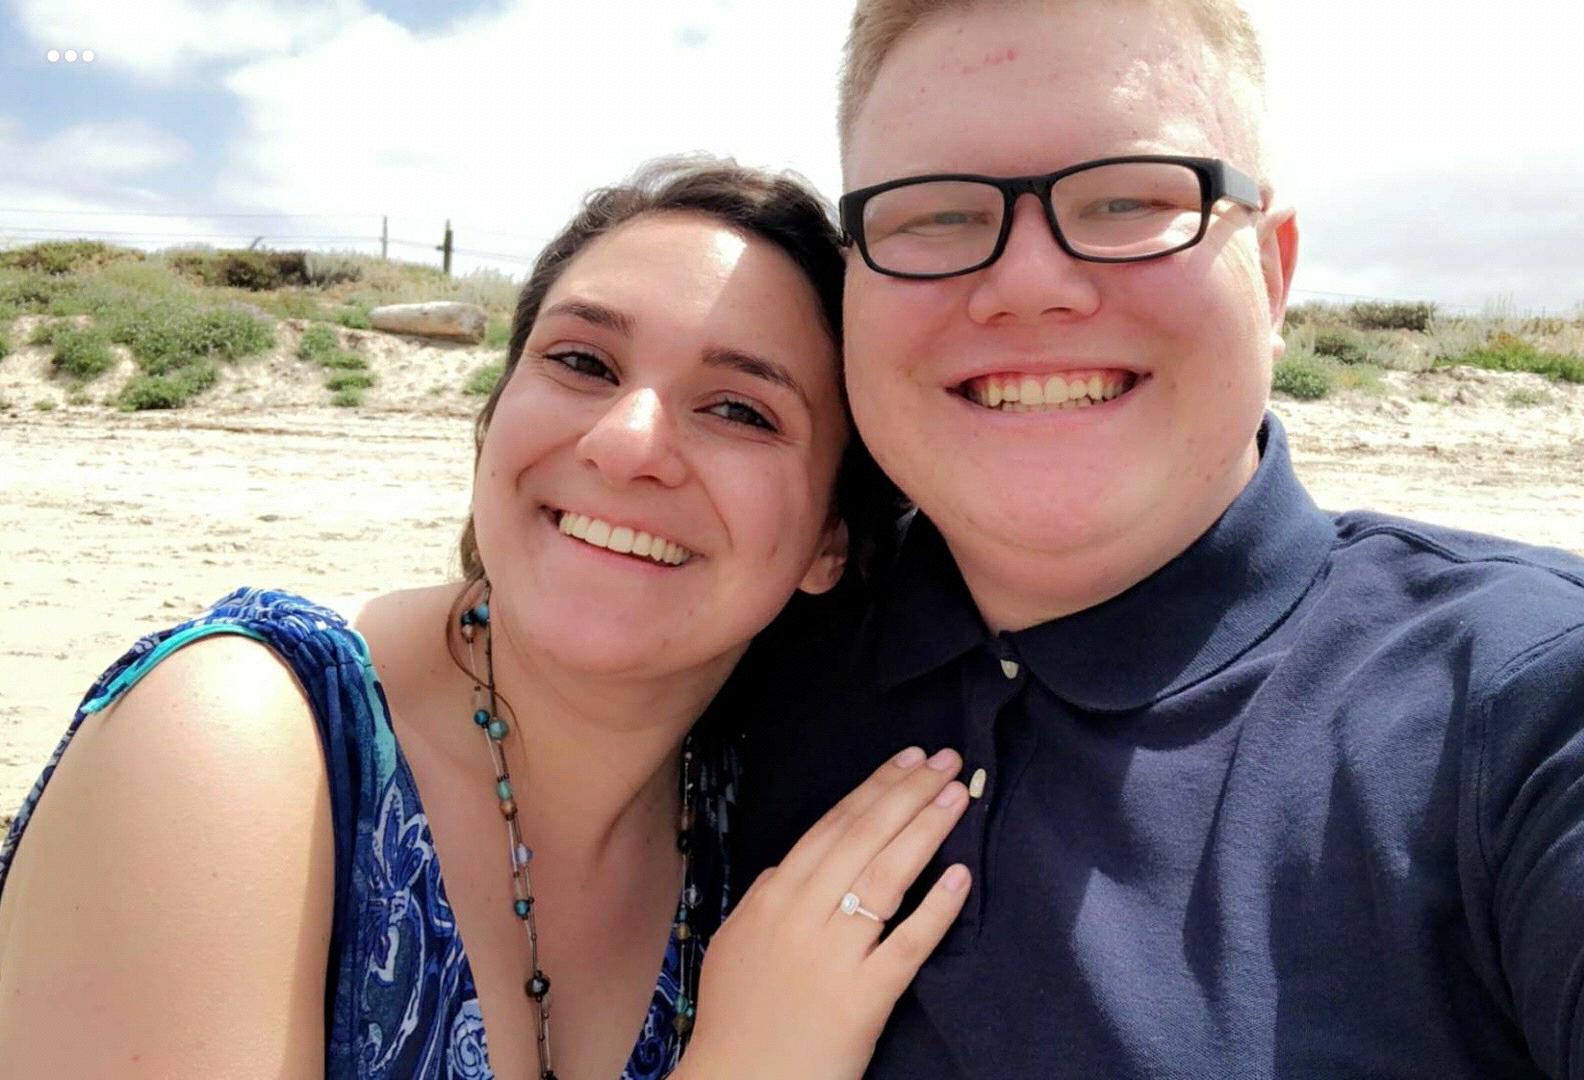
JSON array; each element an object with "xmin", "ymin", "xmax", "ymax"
[{"xmin": 729, "ymin": 1, "xmax": 1584, "ymax": 1078}]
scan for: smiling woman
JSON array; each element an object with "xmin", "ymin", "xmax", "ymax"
[{"xmin": 0, "ymin": 158, "xmax": 972, "ymax": 1080}]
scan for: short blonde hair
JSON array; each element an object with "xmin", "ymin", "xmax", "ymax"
[{"xmin": 838, "ymin": 0, "xmax": 1270, "ymax": 180}]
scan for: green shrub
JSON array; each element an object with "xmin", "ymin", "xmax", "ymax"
[
  {"xmin": 465, "ymin": 362, "xmax": 503, "ymax": 396},
  {"xmin": 0, "ymin": 270, "xmax": 78, "ymax": 315},
  {"xmin": 299, "ymin": 324, "xmax": 367, "ymax": 371},
  {"xmin": 330, "ymin": 387, "xmax": 364, "ymax": 408},
  {"xmin": 325, "ymin": 370, "xmax": 375, "ymax": 393},
  {"xmin": 319, "ymin": 351, "xmax": 367, "ymax": 371},
  {"xmin": 298, "ymin": 324, "xmax": 340, "ymax": 363},
  {"xmin": 0, "ymin": 327, "xmax": 10, "ymax": 362},
  {"xmin": 1311, "ymin": 329, "xmax": 1370, "ymax": 366},
  {"xmin": 96, "ymin": 259, "xmax": 193, "ymax": 299},
  {"xmin": 50, "ymin": 327, "xmax": 115, "ymax": 381},
  {"xmin": 116, "ymin": 360, "xmax": 220, "ymax": 411},
  {"xmin": 169, "ymin": 249, "xmax": 310, "ymax": 291},
  {"xmin": 33, "ymin": 397, "xmax": 57, "ymax": 411},
  {"xmin": 107, "ymin": 302, "xmax": 274, "ymax": 371},
  {"xmin": 484, "ymin": 317, "xmax": 510, "ymax": 349},
  {"xmin": 1283, "ymin": 302, "xmax": 1343, "ymax": 329},
  {"xmin": 0, "ymin": 240, "xmax": 141, "ymax": 276},
  {"xmin": 304, "ymin": 253, "xmax": 363, "ymax": 287},
  {"xmin": 66, "ymin": 388, "xmax": 93, "ymax": 406},
  {"xmin": 252, "ymin": 292, "xmax": 325, "ymax": 321},
  {"xmin": 1436, "ymin": 335, "xmax": 1584, "ymax": 383},
  {"xmin": 1332, "ymin": 363, "xmax": 1386, "ymax": 395},
  {"xmin": 333, "ymin": 305, "xmax": 372, "ymax": 330},
  {"xmin": 1347, "ymin": 301, "xmax": 1436, "ymax": 332},
  {"xmin": 29, "ymin": 321, "xmax": 61, "ymax": 346},
  {"xmin": 1505, "ymin": 388, "xmax": 1550, "ymax": 408},
  {"xmin": 1271, "ymin": 352, "xmax": 1335, "ymax": 400}
]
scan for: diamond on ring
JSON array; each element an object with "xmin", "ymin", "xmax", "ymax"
[{"xmin": 840, "ymin": 891, "xmax": 883, "ymax": 923}]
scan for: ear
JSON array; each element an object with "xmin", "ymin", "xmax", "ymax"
[
  {"xmin": 797, "ymin": 516, "xmax": 850, "ymax": 596},
  {"xmin": 1258, "ymin": 199, "xmax": 1300, "ymax": 360}
]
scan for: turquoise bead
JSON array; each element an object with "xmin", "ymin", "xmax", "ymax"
[
  {"xmin": 473, "ymin": 709, "xmax": 489, "ymax": 727},
  {"xmin": 676, "ymin": 994, "xmax": 692, "ymax": 1016},
  {"xmin": 514, "ymin": 898, "xmax": 531, "ymax": 918},
  {"xmin": 473, "ymin": 602, "xmax": 490, "ymax": 624},
  {"xmin": 488, "ymin": 719, "xmax": 508, "ymax": 740},
  {"xmin": 497, "ymin": 779, "xmax": 513, "ymax": 800}
]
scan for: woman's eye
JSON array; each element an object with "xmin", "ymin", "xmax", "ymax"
[
  {"xmin": 704, "ymin": 398, "xmax": 776, "ymax": 432},
  {"xmin": 545, "ymin": 350, "xmax": 616, "ymax": 383}
]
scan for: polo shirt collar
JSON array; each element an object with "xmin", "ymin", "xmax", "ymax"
[{"xmin": 876, "ymin": 413, "xmax": 1337, "ymax": 711}]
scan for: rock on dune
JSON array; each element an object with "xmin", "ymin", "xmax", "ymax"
[{"xmin": 369, "ymin": 301, "xmax": 487, "ymax": 343}]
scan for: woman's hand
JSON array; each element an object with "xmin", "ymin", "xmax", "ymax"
[{"xmin": 679, "ymin": 747, "xmax": 971, "ymax": 1080}]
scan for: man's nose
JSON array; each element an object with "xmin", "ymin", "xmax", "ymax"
[
  {"xmin": 966, "ymin": 193, "xmax": 1101, "ymax": 325},
  {"xmin": 576, "ymin": 387, "xmax": 687, "ymax": 488}
]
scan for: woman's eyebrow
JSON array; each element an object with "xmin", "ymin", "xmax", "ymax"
[
  {"xmin": 703, "ymin": 348, "xmax": 809, "ymax": 408},
  {"xmin": 539, "ymin": 299, "xmax": 633, "ymax": 335}
]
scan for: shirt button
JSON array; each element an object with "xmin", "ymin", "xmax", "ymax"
[{"xmin": 999, "ymin": 658, "xmax": 1020, "ymax": 679}]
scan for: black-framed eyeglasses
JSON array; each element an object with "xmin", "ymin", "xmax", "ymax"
[{"xmin": 838, "ymin": 155, "xmax": 1263, "ymax": 280}]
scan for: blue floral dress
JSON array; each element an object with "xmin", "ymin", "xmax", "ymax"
[{"xmin": 0, "ymin": 588, "xmax": 736, "ymax": 1079}]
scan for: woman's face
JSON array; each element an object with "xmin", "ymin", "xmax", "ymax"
[{"xmin": 471, "ymin": 211, "xmax": 849, "ymax": 681}]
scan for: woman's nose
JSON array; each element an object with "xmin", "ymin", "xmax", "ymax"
[{"xmin": 576, "ymin": 387, "xmax": 687, "ymax": 488}]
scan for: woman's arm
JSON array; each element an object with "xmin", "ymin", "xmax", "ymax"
[{"xmin": 0, "ymin": 635, "xmax": 335, "ymax": 1078}]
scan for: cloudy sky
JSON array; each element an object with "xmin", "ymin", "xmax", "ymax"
[{"xmin": 2, "ymin": 0, "xmax": 1580, "ymax": 313}]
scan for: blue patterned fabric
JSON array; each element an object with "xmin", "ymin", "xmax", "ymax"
[{"xmin": 1, "ymin": 588, "xmax": 733, "ymax": 1079}]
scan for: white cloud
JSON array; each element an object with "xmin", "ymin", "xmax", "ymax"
[
  {"xmin": 0, "ymin": 119, "xmax": 245, "ymax": 251},
  {"xmin": 35, "ymin": 121, "xmax": 189, "ymax": 176},
  {"xmin": 13, "ymin": 0, "xmax": 366, "ymax": 80},
  {"xmin": 0, "ymin": 118, "xmax": 188, "ymax": 188},
  {"xmin": 1245, "ymin": 0, "xmax": 1584, "ymax": 310},
  {"xmin": 211, "ymin": 0, "xmax": 853, "ymax": 273}
]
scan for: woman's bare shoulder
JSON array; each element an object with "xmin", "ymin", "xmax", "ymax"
[
  {"xmin": 338, "ymin": 582, "xmax": 465, "ymax": 698},
  {"xmin": 0, "ymin": 634, "xmax": 334, "ymax": 1077}
]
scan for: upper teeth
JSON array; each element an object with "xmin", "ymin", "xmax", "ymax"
[
  {"xmin": 558, "ymin": 512, "xmax": 693, "ymax": 566},
  {"xmin": 965, "ymin": 372, "xmax": 1132, "ymax": 411}
]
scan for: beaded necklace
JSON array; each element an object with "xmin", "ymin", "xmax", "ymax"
[{"xmin": 458, "ymin": 587, "xmax": 701, "ymax": 1080}]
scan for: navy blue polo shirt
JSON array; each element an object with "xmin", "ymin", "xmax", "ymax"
[{"xmin": 729, "ymin": 414, "xmax": 1584, "ymax": 1079}]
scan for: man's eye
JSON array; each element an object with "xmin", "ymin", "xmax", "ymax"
[
  {"xmin": 545, "ymin": 350, "xmax": 616, "ymax": 383},
  {"xmin": 898, "ymin": 211, "xmax": 990, "ymax": 235},
  {"xmin": 704, "ymin": 398, "xmax": 776, "ymax": 432},
  {"xmin": 1086, "ymin": 198, "xmax": 1166, "ymax": 218}
]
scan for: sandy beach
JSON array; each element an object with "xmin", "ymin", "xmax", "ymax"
[{"xmin": 3, "ymin": 360, "xmax": 1583, "ymax": 821}]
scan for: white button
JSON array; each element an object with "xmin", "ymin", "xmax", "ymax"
[
  {"xmin": 999, "ymin": 658, "xmax": 1020, "ymax": 679},
  {"xmin": 968, "ymin": 768, "xmax": 988, "ymax": 799}
]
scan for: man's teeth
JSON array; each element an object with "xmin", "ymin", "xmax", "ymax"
[
  {"xmin": 965, "ymin": 372, "xmax": 1134, "ymax": 411},
  {"xmin": 557, "ymin": 513, "xmax": 693, "ymax": 566}
]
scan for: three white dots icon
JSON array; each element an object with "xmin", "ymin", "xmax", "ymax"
[{"xmin": 46, "ymin": 50, "xmax": 96, "ymax": 64}]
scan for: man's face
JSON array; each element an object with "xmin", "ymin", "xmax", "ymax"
[{"xmin": 843, "ymin": 2, "xmax": 1297, "ymax": 626}]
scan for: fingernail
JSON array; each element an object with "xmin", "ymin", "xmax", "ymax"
[
  {"xmin": 894, "ymin": 746, "xmax": 926, "ymax": 769},
  {"xmin": 935, "ymin": 781, "xmax": 966, "ymax": 808},
  {"xmin": 926, "ymin": 748, "xmax": 958, "ymax": 771},
  {"xmin": 943, "ymin": 865, "xmax": 970, "ymax": 892}
]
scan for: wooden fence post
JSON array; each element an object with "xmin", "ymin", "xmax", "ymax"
[
  {"xmin": 438, "ymin": 220, "xmax": 453, "ymax": 276},
  {"xmin": 381, "ymin": 216, "xmax": 388, "ymax": 260}
]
